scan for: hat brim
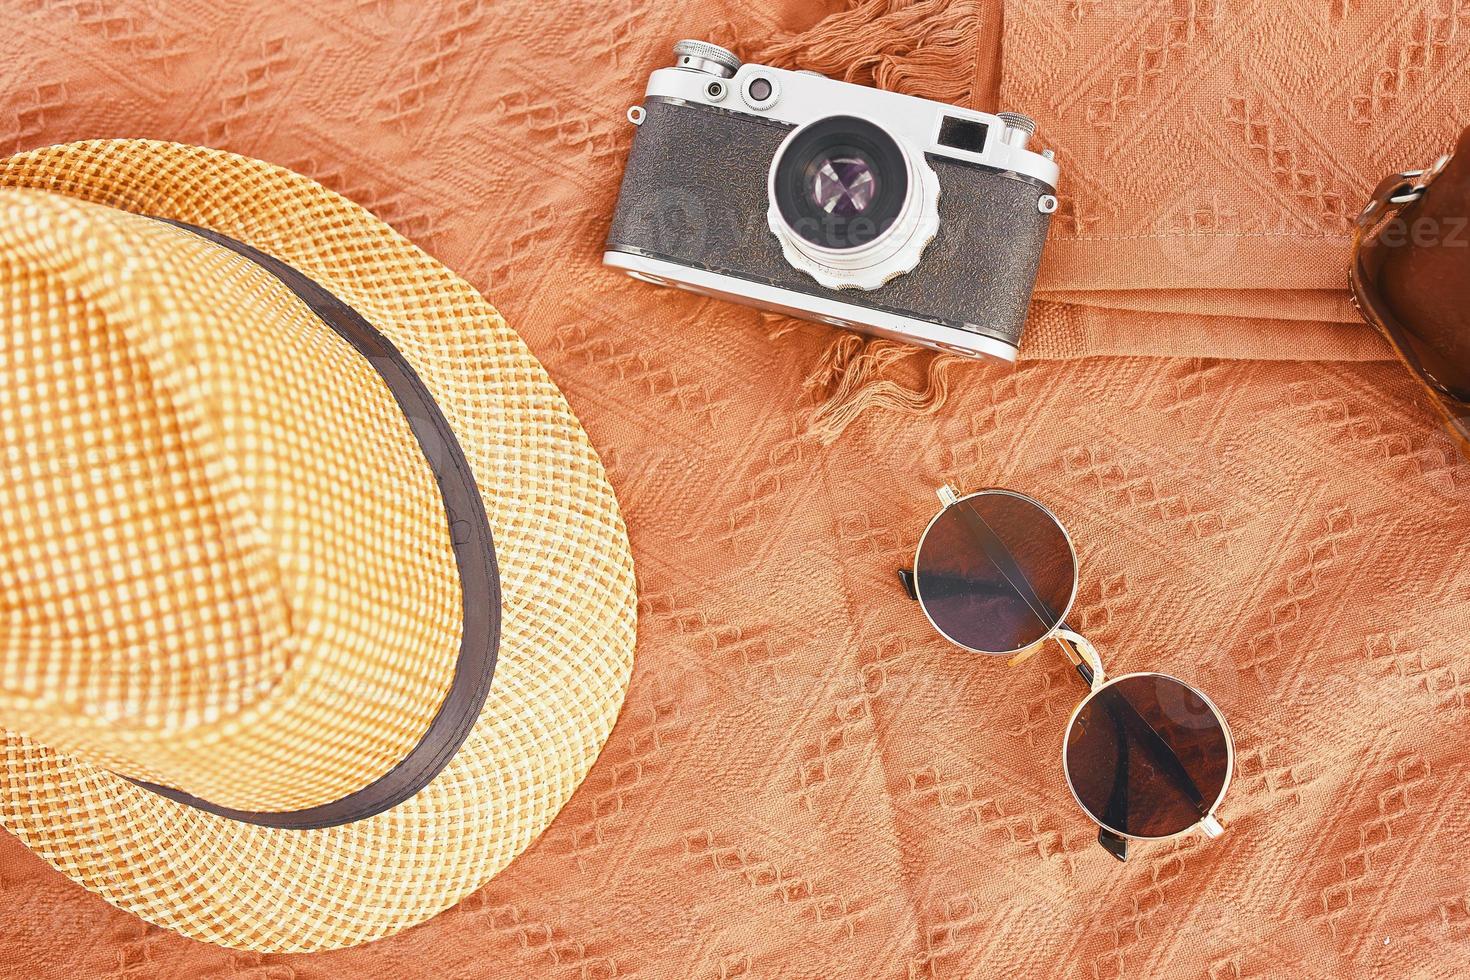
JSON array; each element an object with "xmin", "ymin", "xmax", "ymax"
[{"xmin": 0, "ymin": 140, "xmax": 637, "ymax": 952}]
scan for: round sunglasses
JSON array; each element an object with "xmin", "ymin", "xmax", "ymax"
[{"xmin": 898, "ymin": 486, "xmax": 1234, "ymax": 861}]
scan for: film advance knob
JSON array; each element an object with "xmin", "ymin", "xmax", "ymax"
[
  {"xmin": 997, "ymin": 112, "xmax": 1038, "ymax": 148},
  {"xmin": 672, "ymin": 40, "xmax": 741, "ymax": 78}
]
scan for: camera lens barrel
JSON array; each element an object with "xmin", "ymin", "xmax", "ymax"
[{"xmin": 767, "ymin": 115, "xmax": 941, "ymax": 291}]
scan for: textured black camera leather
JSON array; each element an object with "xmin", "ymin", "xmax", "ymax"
[{"xmin": 606, "ymin": 98, "xmax": 1053, "ymax": 348}]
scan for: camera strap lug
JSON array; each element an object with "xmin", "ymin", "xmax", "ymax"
[{"xmin": 1355, "ymin": 153, "xmax": 1450, "ymax": 230}]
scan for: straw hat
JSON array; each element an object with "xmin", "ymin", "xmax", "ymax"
[{"xmin": 0, "ymin": 140, "xmax": 637, "ymax": 952}]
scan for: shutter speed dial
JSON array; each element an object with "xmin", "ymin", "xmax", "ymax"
[{"xmin": 672, "ymin": 40, "xmax": 741, "ymax": 78}]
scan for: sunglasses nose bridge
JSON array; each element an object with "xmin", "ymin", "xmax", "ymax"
[{"xmin": 1052, "ymin": 627, "xmax": 1105, "ymax": 689}]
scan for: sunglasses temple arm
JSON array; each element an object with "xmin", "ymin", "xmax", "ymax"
[
  {"xmin": 897, "ymin": 570, "xmax": 1045, "ymax": 603},
  {"xmin": 897, "ymin": 568, "xmax": 918, "ymax": 600},
  {"xmin": 1053, "ymin": 629, "xmax": 1128, "ymax": 860},
  {"xmin": 1116, "ymin": 700, "xmax": 1209, "ymax": 812},
  {"xmin": 899, "ymin": 493, "xmax": 1063, "ymax": 627},
  {"xmin": 1097, "ymin": 826, "xmax": 1130, "ymax": 861},
  {"xmin": 898, "ymin": 569, "xmax": 1102, "ymax": 688},
  {"xmin": 950, "ymin": 503, "xmax": 1062, "ymax": 632},
  {"xmin": 1096, "ymin": 701, "xmax": 1132, "ymax": 861},
  {"xmin": 1053, "ymin": 628, "xmax": 1208, "ymax": 855}
]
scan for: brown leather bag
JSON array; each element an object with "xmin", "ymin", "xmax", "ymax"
[{"xmin": 1352, "ymin": 128, "xmax": 1470, "ymax": 455}]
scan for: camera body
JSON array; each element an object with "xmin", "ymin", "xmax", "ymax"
[{"xmin": 604, "ymin": 40, "xmax": 1060, "ymax": 362}]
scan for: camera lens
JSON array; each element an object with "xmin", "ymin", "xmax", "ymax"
[
  {"xmin": 771, "ymin": 116, "xmax": 908, "ymax": 251},
  {"xmin": 765, "ymin": 114, "xmax": 940, "ymax": 291},
  {"xmin": 810, "ymin": 153, "xmax": 878, "ymax": 218}
]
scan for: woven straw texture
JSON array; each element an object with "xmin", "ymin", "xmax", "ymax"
[
  {"xmin": 0, "ymin": 139, "xmax": 637, "ymax": 952},
  {"xmin": 0, "ymin": 1, "xmax": 1468, "ymax": 977}
]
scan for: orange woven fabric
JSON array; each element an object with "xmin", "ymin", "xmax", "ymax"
[
  {"xmin": 1, "ymin": 0, "xmax": 1468, "ymax": 977},
  {"xmin": 1004, "ymin": 0, "xmax": 1470, "ymax": 296}
]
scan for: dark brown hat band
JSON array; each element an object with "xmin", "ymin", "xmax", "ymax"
[{"xmin": 124, "ymin": 218, "xmax": 501, "ymax": 830}]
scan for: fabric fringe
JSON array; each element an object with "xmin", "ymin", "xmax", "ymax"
[
  {"xmin": 761, "ymin": 0, "xmax": 982, "ymax": 105},
  {"xmin": 787, "ymin": 330, "xmax": 960, "ymax": 445},
  {"xmin": 760, "ymin": 0, "xmax": 980, "ymax": 442}
]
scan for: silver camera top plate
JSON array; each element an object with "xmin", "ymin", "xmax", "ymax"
[{"xmin": 642, "ymin": 60, "xmax": 1059, "ymax": 190}]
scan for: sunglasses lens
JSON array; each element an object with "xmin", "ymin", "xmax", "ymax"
[
  {"xmin": 914, "ymin": 492, "xmax": 1076, "ymax": 654},
  {"xmin": 1065, "ymin": 674, "xmax": 1230, "ymax": 839}
]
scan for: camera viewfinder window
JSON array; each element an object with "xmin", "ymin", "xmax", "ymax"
[{"xmin": 938, "ymin": 117, "xmax": 988, "ymax": 154}]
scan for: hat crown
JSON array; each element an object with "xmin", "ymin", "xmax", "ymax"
[
  {"xmin": 0, "ymin": 139, "xmax": 636, "ymax": 954},
  {"xmin": 0, "ymin": 189, "xmax": 464, "ymax": 812}
]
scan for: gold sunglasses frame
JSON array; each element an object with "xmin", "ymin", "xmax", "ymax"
[{"xmin": 907, "ymin": 485, "xmax": 1233, "ymax": 856}]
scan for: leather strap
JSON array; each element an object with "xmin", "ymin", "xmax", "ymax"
[
  {"xmin": 126, "ymin": 218, "xmax": 501, "ymax": 830},
  {"xmin": 1354, "ymin": 128, "xmax": 1470, "ymax": 405}
]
